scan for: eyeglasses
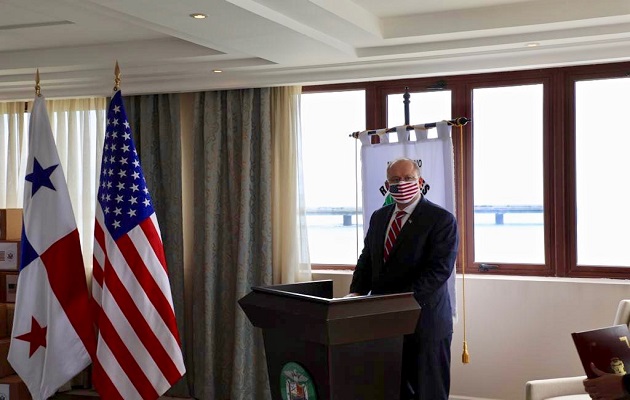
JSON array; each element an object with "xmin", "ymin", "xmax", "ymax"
[{"xmin": 387, "ymin": 177, "xmax": 418, "ymax": 184}]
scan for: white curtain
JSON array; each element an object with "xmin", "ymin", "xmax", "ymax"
[
  {"xmin": 271, "ymin": 86, "xmax": 311, "ymax": 283},
  {"xmin": 0, "ymin": 102, "xmax": 28, "ymax": 208},
  {"xmin": 358, "ymin": 121, "xmax": 457, "ymax": 319},
  {"xmin": 0, "ymin": 98, "xmax": 107, "ymax": 272}
]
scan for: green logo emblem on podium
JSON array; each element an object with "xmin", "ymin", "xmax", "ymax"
[{"xmin": 280, "ymin": 362, "xmax": 317, "ymax": 400}]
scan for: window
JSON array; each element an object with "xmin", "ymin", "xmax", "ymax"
[
  {"xmin": 387, "ymin": 91, "xmax": 451, "ymax": 137},
  {"xmin": 472, "ymin": 84, "xmax": 544, "ymax": 265},
  {"xmin": 303, "ymin": 62, "xmax": 630, "ymax": 279},
  {"xmin": 300, "ymin": 90, "xmax": 365, "ymax": 265},
  {"xmin": 574, "ymin": 77, "xmax": 630, "ymax": 268}
]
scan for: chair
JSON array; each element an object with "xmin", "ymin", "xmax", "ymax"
[{"xmin": 525, "ymin": 299, "xmax": 630, "ymax": 400}]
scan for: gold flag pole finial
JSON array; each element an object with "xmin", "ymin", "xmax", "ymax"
[
  {"xmin": 35, "ymin": 69, "xmax": 41, "ymax": 97},
  {"xmin": 114, "ymin": 61, "xmax": 121, "ymax": 92}
]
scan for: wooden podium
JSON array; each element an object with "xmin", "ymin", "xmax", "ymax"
[{"xmin": 238, "ymin": 280, "xmax": 420, "ymax": 400}]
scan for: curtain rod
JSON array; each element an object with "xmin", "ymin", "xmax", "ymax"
[{"xmin": 349, "ymin": 117, "xmax": 470, "ymax": 138}]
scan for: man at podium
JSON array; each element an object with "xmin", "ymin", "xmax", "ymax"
[{"xmin": 346, "ymin": 157, "xmax": 459, "ymax": 400}]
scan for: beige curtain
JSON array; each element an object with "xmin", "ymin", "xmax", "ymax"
[
  {"xmin": 190, "ymin": 88, "xmax": 273, "ymax": 400},
  {"xmin": 0, "ymin": 98, "xmax": 106, "ymax": 271},
  {"xmin": 271, "ymin": 86, "xmax": 312, "ymax": 283}
]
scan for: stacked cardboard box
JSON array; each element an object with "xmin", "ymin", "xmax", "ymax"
[
  {"xmin": 0, "ymin": 296, "xmax": 27, "ymax": 400},
  {"xmin": 0, "ymin": 209, "xmax": 20, "ymax": 307},
  {"xmin": 0, "ymin": 374, "xmax": 30, "ymax": 400},
  {"xmin": 0, "ymin": 209, "xmax": 21, "ymax": 272},
  {"xmin": 0, "ymin": 208, "xmax": 20, "ymax": 340},
  {"xmin": 0, "ymin": 209, "xmax": 30, "ymax": 399},
  {"xmin": 0, "ymin": 209, "xmax": 21, "ymax": 242}
]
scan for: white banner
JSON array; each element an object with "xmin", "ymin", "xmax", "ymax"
[{"xmin": 359, "ymin": 121, "xmax": 457, "ymax": 320}]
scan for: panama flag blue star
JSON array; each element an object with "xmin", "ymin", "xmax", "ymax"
[{"xmin": 25, "ymin": 158, "xmax": 58, "ymax": 196}]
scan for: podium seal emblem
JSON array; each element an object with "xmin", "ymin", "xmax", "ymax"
[{"xmin": 280, "ymin": 362, "xmax": 317, "ymax": 400}]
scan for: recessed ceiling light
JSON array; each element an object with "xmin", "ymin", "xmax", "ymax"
[
  {"xmin": 213, "ymin": 69, "xmax": 223, "ymax": 73},
  {"xmin": 190, "ymin": 13, "xmax": 207, "ymax": 19},
  {"xmin": 526, "ymin": 42, "xmax": 540, "ymax": 47}
]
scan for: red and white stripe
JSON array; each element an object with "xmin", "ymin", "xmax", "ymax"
[
  {"xmin": 384, "ymin": 210, "xmax": 406, "ymax": 262},
  {"xmin": 389, "ymin": 181, "xmax": 418, "ymax": 203},
  {"xmin": 92, "ymin": 207, "xmax": 185, "ymax": 400}
]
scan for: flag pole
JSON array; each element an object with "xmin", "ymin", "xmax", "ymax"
[
  {"xmin": 349, "ymin": 117, "xmax": 470, "ymax": 139},
  {"xmin": 114, "ymin": 61, "xmax": 121, "ymax": 92},
  {"xmin": 35, "ymin": 69, "xmax": 41, "ymax": 97},
  {"xmin": 93, "ymin": 62, "xmax": 186, "ymax": 397},
  {"xmin": 456, "ymin": 120, "xmax": 470, "ymax": 364}
]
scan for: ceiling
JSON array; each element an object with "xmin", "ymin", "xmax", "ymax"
[{"xmin": 2, "ymin": 0, "xmax": 630, "ymax": 100}]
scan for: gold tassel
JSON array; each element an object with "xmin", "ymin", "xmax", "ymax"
[{"xmin": 462, "ymin": 341, "xmax": 470, "ymax": 363}]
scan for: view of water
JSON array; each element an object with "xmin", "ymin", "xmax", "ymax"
[{"xmin": 307, "ymin": 213, "xmax": 545, "ymax": 265}]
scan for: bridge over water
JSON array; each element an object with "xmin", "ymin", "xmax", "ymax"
[{"xmin": 306, "ymin": 205, "xmax": 543, "ymax": 226}]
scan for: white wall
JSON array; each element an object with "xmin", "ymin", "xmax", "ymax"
[{"xmin": 312, "ymin": 271, "xmax": 630, "ymax": 400}]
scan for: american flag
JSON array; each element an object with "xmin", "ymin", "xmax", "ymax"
[
  {"xmin": 388, "ymin": 181, "xmax": 419, "ymax": 203},
  {"xmin": 92, "ymin": 91, "xmax": 185, "ymax": 400}
]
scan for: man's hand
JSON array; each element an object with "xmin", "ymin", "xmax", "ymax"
[{"xmin": 583, "ymin": 363, "xmax": 627, "ymax": 400}]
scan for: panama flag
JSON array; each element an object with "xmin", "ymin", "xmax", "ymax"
[{"xmin": 8, "ymin": 96, "xmax": 96, "ymax": 399}]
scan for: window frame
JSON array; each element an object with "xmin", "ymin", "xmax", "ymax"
[
  {"xmin": 303, "ymin": 62, "xmax": 630, "ymax": 279},
  {"xmin": 458, "ymin": 71, "xmax": 555, "ymax": 277},
  {"xmin": 564, "ymin": 63, "xmax": 630, "ymax": 279}
]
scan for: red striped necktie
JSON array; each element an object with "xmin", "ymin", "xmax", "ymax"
[{"xmin": 384, "ymin": 210, "xmax": 407, "ymax": 262}]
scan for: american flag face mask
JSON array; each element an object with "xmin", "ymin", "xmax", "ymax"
[{"xmin": 388, "ymin": 180, "xmax": 420, "ymax": 203}]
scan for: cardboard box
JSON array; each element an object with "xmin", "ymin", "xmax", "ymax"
[
  {"xmin": 5, "ymin": 304, "xmax": 14, "ymax": 337},
  {"xmin": 5, "ymin": 275, "xmax": 16, "ymax": 303},
  {"xmin": 0, "ymin": 274, "xmax": 6, "ymax": 303},
  {"xmin": 0, "ymin": 374, "xmax": 31, "ymax": 400},
  {"xmin": 0, "ymin": 242, "xmax": 19, "ymax": 271},
  {"xmin": 0, "ymin": 304, "xmax": 7, "ymax": 338},
  {"xmin": 0, "ymin": 339, "xmax": 14, "ymax": 379},
  {"xmin": 0, "ymin": 210, "xmax": 22, "ymax": 241},
  {"xmin": 0, "ymin": 273, "xmax": 18, "ymax": 303}
]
